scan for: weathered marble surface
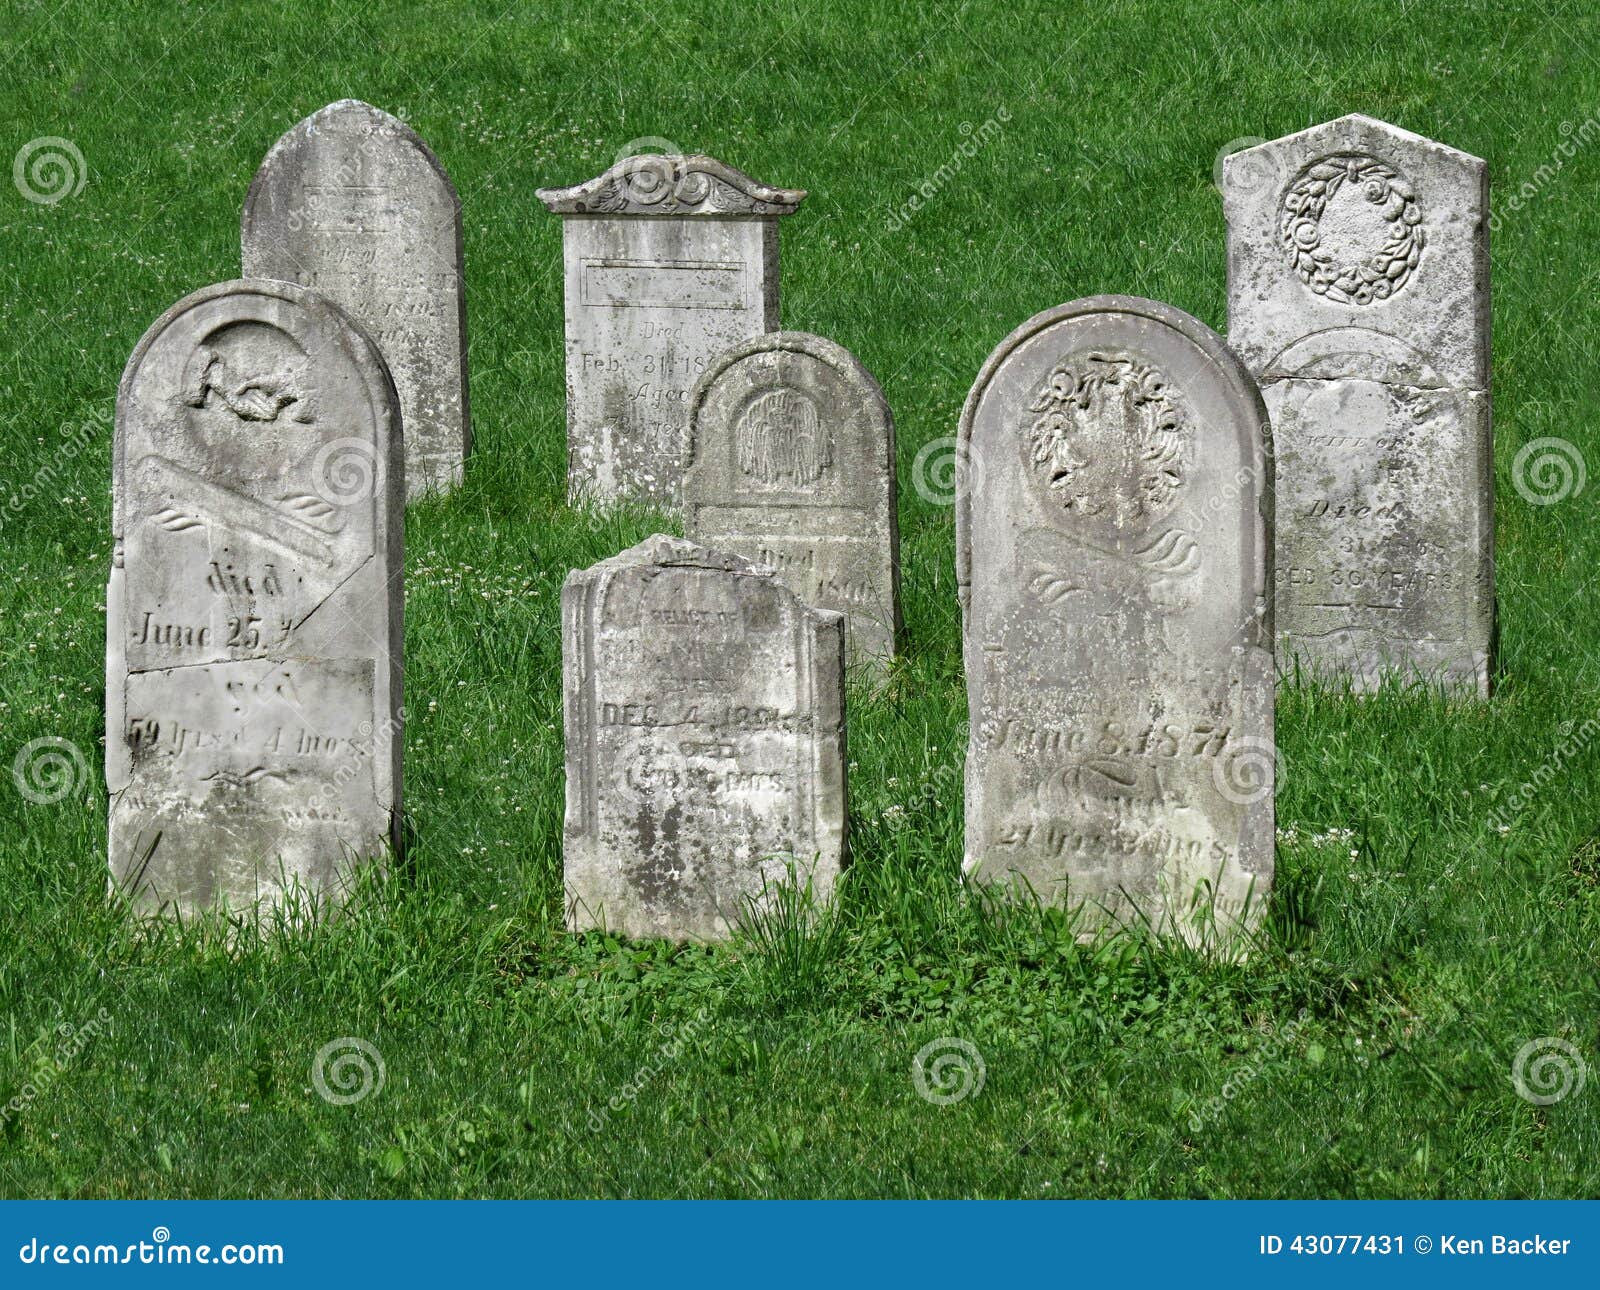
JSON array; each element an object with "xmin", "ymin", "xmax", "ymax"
[
  {"xmin": 684, "ymin": 331, "xmax": 900, "ymax": 667},
  {"xmin": 538, "ymin": 154, "xmax": 805, "ymax": 506},
  {"xmin": 563, "ymin": 535, "xmax": 846, "ymax": 942},
  {"xmin": 107, "ymin": 278, "xmax": 404, "ymax": 920},
  {"xmin": 1224, "ymin": 114, "xmax": 1492, "ymax": 693},
  {"xmin": 243, "ymin": 99, "xmax": 468, "ymax": 499},
  {"xmin": 957, "ymin": 295, "xmax": 1274, "ymax": 944}
]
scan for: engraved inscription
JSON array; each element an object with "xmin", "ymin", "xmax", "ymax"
[{"xmin": 580, "ymin": 259, "xmax": 748, "ymax": 311}]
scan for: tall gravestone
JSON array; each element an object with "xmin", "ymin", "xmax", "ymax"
[
  {"xmin": 1224, "ymin": 114, "xmax": 1492, "ymax": 693},
  {"xmin": 242, "ymin": 99, "xmax": 468, "ymax": 499},
  {"xmin": 107, "ymin": 279, "xmax": 404, "ymax": 919},
  {"xmin": 957, "ymin": 296, "xmax": 1274, "ymax": 944},
  {"xmin": 684, "ymin": 331, "xmax": 900, "ymax": 667},
  {"xmin": 563, "ymin": 535, "xmax": 846, "ymax": 942},
  {"xmin": 538, "ymin": 154, "xmax": 805, "ymax": 506}
]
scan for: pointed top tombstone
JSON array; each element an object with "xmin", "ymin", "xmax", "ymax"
[
  {"xmin": 1224, "ymin": 114, "xmax": 1492, "ymax": 692},
  {"xmin": 243, "ymin": 100, "xmax": 469, "ymax": 499}
]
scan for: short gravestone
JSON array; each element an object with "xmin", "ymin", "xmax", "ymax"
[
  {"xmin": 957, "ymin": 295, "xmax": 1274, "ymax": 944},
  {"xmin": 1224, "ymin": 114, "xmax": 1492, "ymax": 693},
  {"xmin": 563, "ymin": 535, "xmax": 846, "ymax": 942},
  {"xmin": 684, "ymin": 331, "xmax": 901, "ymax": 667},
  {"xmin": 538, "ymin": 154, "xmax": 805, "ymax": 506},
  {"xmin": 242, "ymin": 99, "xmax": 468, "ymax": 499},
  {"xmin": 107, "ymin": 279, "xmax": 404, "ymax": 919}
]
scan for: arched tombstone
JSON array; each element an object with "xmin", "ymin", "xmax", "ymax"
[
  {"xmin": 684, "ymin": 331, "xmax": 901, "ymax": 668},
  {"xmin": 957, "ymin": 295, "xmax": 1274, "ymax": 946},
  {"xmin": 108, "ymin": 279, "xmax": 404, "ymax": 920},
  {"xmin": 243, "ymin": 100, "xmax": 468, "ymax": 499},
  {"xmin": 1224, "ymin": 114, "xmax": 1492, "ymax": 693}
]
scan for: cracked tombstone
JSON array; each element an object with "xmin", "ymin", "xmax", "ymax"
[
  {"xmin": 1224, "ymin": 114, "xmax": 1493, "ymax": 693},
  {"xmin": 538, "ymin": 153, "xmax": 805, "ymax": 507},
  {"xmin": 957, "ymin": 295, "xmax": 1274, "ymax": 946},
  {"xmin": 562, "ymin": 535, "xmax": 846, "ymax": 942},
  {"xmin": 684, "ymin": 331, "xmax": 901, "ymax": 668},
  {"xmin": 243, "ymin": 99, "xmax": 468, "ymax": 499},
  {"xmin": 107, "ymin": 279, "xmax": 403, "ymax": 920}
]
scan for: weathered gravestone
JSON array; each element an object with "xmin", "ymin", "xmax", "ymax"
[
  {"xmin": 563, "ymin": 535, "xmax": 846, "ymax": 942},
  {"xmin": 242, "ymin": 99, "xmax": 468, "ymax": 499},
  {"xmin": 957, "ymin": 295, "xmax": 1274, "ymax": 944},
  {"xmin": 684, "ymin": 331, "xmax": 900, "ymax": 667},
  {"xmin": 538, "ymin": 154, "xmax": 805, "ymax": 506},
  {"xmin": 107, "ymin": 279, "xmax": 404, "ymax": 919},
  {"xmin": 1224, "ymin": 114, "xmax": 1492, "ymax": 693}
]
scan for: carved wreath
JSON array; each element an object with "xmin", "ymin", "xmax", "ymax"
[
  {"xmin": 1280, "ymin": 153, "xmax": 1424, "ymax": 305},
  {"xmin": 1025, "ymin": 351, "xmax": 1188, "ymax": 530},
  {"xmin": 589, "ymin": 157, "xmax": 738, "ymax": 214}
]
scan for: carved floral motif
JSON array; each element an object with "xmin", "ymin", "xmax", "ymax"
[{"xmin": 1280, "ymin": 153, "xmax": 1424, "ymax": 305}]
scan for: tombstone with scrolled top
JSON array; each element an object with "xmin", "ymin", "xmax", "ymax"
[{"xmin": 539, "ymin": 153, "xmax": 806, "ymax": 507}]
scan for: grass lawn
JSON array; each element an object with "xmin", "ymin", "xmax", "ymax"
[{"xmin": 2, "ymin": 0, "xmax": 1598, "ymax": 1198}]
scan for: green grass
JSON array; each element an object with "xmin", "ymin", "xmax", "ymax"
[{"xmin": 2, "ymin": 0, "xmax": 1599, "ymax": 1197}]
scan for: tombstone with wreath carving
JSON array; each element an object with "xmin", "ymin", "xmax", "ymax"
[
  {"xmin": 1223, "ymin": 114, "xmax": 1493, "ymax": 693},
  {"xmin": 957, "ymin": 295, "xmax": 1274, "ymax": 948},
  {"xmin": 539, "ymin": 152, "xmax": 806, "ymax": 506}
]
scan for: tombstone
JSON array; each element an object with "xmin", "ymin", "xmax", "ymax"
[
  {"xmin": 107, "ymin": 278, "xmax": 404, "ymax": 920},
  {"xmin": 683, "ymin": 331, "xmax": 901, "ymax": 667},
  {"xmin": 242, "ymin": 99, "xmax": 468, "ymax": 499},
  {"xmin": 957, "ymin": 295, "xmax": 1274, "ymax": 944},
  {"xmin": 1224, "ymin": 114, "xmax": 1492, "ymax": 694},
  {"xmin": 538, "ymin": 154, "xmax": 805, "ymax": 507},
  {"xmin": 563, "ymin": 535, "xmax": 846, "ymax": 942}
]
